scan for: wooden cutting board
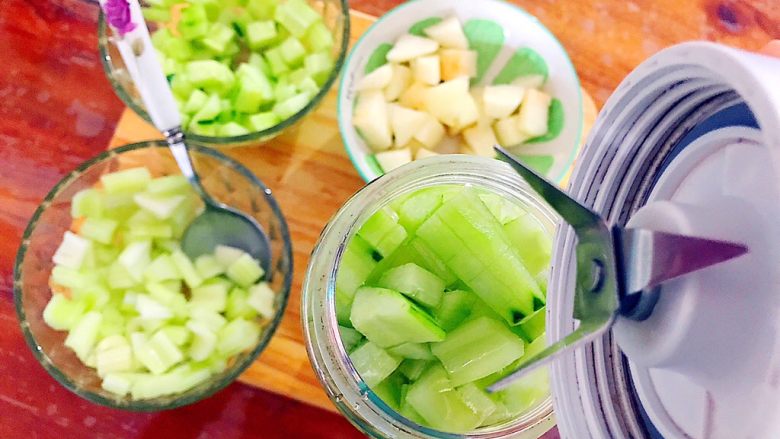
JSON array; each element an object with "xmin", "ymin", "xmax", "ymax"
[{"xmin": 108, "ymin": 10, "xmax": 597, "ymax": 413}]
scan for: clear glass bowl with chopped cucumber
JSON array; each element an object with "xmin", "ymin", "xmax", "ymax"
[
  {"xmin": 98, "ymin": 0, "xmax": 349, "ymax": 146},
  {"xmin": 14, "ymin": 140, "xmax": 292, "ymax": 410},
  {"xmin": 303, "ymin": 155, "xmax": 559, "ymax": 437}
]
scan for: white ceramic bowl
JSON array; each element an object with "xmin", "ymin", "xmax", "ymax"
[{"xmin": 338, "ymin": 0, "xmax": 583, "ymax": 183}]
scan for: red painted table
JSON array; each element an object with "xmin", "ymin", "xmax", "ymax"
[{"xmin": 0, "ymin": 0, "xmax": 775, "ymax": 437}]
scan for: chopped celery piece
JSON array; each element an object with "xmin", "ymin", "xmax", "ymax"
[
  {"xmin": 79, "ymin": 218, "xmax": 118, "ymax": 244},
  {"xmin": 64, "ymin": 311, "xmax": 103, "ymax": 362},
  {"xmin": 147, "ymin": 175, "xmax": 190, "ymax": 195},
  {"xmin": 349, "ymin": 341, "xmax": 401, "ymax": 387},
  {"xmin": 100, "ymin": 167, "xmax": 152, "ymax": 194},
  {"xmin": 214, "ymin": 245, "xmax": 245, "ymax": 268},
  {"xmin": 194, "ymin": 254, "xmax": 225, "ymax": 279},
  {"xmin": 133, "ymin": 193, "xmax": 186, "ymax": 220},
  {"xmin": 118, "ymin": 240, "xmax": 152, "ymax": 282},
  {"xmin": 247, "ymin": 282, "xmax": 275, "ymax": 318},
  {"xmin": 225, "ymin": 287, "xmax": 259, "ymax": 320},
  {"xmin": 52, "ymin": 231, "xmax": 91, "ymax": 270},
  {"xmin": 217, "ymin": 318, "xmax": 261, "ymax": 357},
  {"xmin": 43, "ymin": 294, "xmax": 86, "ymax": 331},
  {"xmin": 71, "ymin": 188, "xmax": 103, "ymax": 218},
  {"xmin": 171, "ymin": 249, "xmax": 204, "ymax": 288},
  {"xmin": 226, "ymin": 253, "xmax": 265, "ymax": 287},
  {"xmin": 191, "ymin": 279, "xmax": 230, "ymax": 312},
  {"xmin": 95, "ymin": 335, "xmax": 133, "ymax": 377},
  {"xmin": 187, "ymin": 320, "xmax": 217, "ymax": 361},
  {"xmin": 144, "ymin": 254, "xmax": 182, "ymax": 282}
]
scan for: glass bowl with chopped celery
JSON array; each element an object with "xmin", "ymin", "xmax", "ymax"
[
  {"xmin": 303, "ymin": 155, "xmax": 558, "ymax": 437},
  {"xmin": 98, "ymin": 0, "xmax": 349, "ymax": 146},
  {"xmin": 14, "ymin": 140, "xmax": 292, "ymax": 410}
]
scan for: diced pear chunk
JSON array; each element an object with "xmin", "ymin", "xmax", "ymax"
[
  {"xmin": 389, "ymin": 104, "xmax": 429, "ymax": 147},
  {"xmin": 375, "ymin": 148, "xmax": 413, "ymax": 173},
  {"xmin": 384, "ymin": 64, "xmax": 411, "ymax": 101},
  {"xmin": 353, "ymin": 90, "xmax": 392, "ymax": 151},
  {"xmin": 517, "ymin": 88, "xmax": 552, "ymax": 137},
  {"xmin": 512, "ymin": 74, "xmax": 546, "ymax": 89},
  {"xmin": 482, "ymin": 85, "xmax": 526, "ymax": 119},
  {"xmin": 493, "ymin": 116, "xmax": 530, "ymax": 147},
  {"xmin": 412, "ymin": 55, "xmax": 441, "ymax": 86},
  {"xmin": 415, "ymin": 148, "xmax": 440, "ymax": 159},
  {"xmin": 413, "ymin": 114, "xmax": 446, "ymax": 149},
  {"xmin": 462, "ymin": 123, "xmax": 498, "ymax": 157},
  {"xmin": 357, "ymin": 64, "xmax": 393, "ymax": 91},
  {"xmin": 423, "ymin": 76, "xmax": 479, "ymax": 129},
  {"xmin": 423, "ymin": 16, "xmax": 469, "ymax": 49},
  {"xmin": 399, "ymin": 82, "xmax": 430, "ymax": 110},
  {"xmin": 386, "ymin": 34, "xmax": 439, "ymax": 63},
  {"xmin": 440, "ymin": 49, "xmax": 477, "ymax": 81}
]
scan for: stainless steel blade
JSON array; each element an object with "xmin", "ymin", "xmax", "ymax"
[
  {"xmin": 615, "ymin": 227, "xmax": 749, "ymax": 296},
  {"xmin": 486, "ymin": 319, "xmax": 614, "ymax": 392}
]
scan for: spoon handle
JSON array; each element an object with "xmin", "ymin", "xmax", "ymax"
[{"xmin": 101, "ymin": 0, "xmax": 214, "ymax": 204}]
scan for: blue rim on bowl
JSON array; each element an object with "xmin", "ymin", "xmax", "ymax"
[
  {"xmin": 337, "ymin": 0, "xmax": 583, "ymax": 183},
  {"xmin": 14, "ymin": 141, "xmax": 293, "ymax": 410}
]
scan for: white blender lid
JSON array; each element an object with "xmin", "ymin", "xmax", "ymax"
[{"xmin": 548, "ymin": 42, "xmax": 780, "ymax": 438}]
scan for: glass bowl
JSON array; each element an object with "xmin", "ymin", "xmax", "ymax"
[
  {"xmin": 14, "ymin": 140, "xmax": 293, "ymax": 410},
  {"xmin": 98, "ymin": 0, "xmax": 350, "ymax": 147}
]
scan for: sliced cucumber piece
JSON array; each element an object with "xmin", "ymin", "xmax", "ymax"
[
  {"xmin": 226, "ymin": 253, "xmax": 265, "ymax": 287},
  {"xmin": 377, "ymin": 263, "xmax": 444, "ymax": 308},
  {"xmin": 339, "ymin": 326, "xmax": 363, "ymax": 352},
  {"xmin": 349, "ymin": 287, "xmax": 445, "ymax": 348},
  {"xmin": 434, "ymin": 290, "xmax": 476, "ymax": 331},
  {"xmin": 431, "ymin": 317, "xmax": 525, "ymax": 386},
  {"xmin": 406, "ymin": 364, "xmax": 482, "ymax": 432},
  {"xmin": 387, "ymin": 342, "xmax": 434, "ymax": 360},
  {"xmin": 348, "ymin": 341, "xmax": 401, "ymax": 388}
]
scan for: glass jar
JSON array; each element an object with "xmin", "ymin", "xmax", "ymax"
[{"xmin": 302, "ymin": 155, "xmax": 559, "ymax": 438}]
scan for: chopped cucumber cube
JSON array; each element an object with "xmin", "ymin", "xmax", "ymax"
[
  {"xmin": 303, "ymin": 22, "xmax": 333, "ymax": 53},
  {"xmin": 214, "ymin": 245, "xmax": 245, "ymax": 268},
  {"xmin": 218, "ymin": 122, "xmax": 251, "ymax": 136},
  {"xmin": 135, "ymin": 294, "xmax": 173, "ymax": 320},
  {"xmin": 71, "ymin": 188, "xmax": 103, "ymax": 218},
  {"xmin": 133, "ymin": 193, "xmax": 186, "ymax": 220},
  {"xmin": 183, "ymin": 89, "xmax": 209, "ymax": 114},
  {"xmin": 186, "ymin": 320, "xmax": 217, "ymax": 361},
  {"xmin": 272, "ymin": 92, "xmax": 310, "ymax": 120},
  {"xmin": 118, "ymin": 240, "xmax": 152, "ymax": 283},
  {"xmin": 246, "ymin": 20, "xmax": 278, "ymax": 49},
  {"xmin": 226, "ymin": 253, "xmax": 265, "ymax": 287},
  {"xmin": 247, "ymin": 112, "xmax": 280, "ymax": 131},
  {"xmin": 145, "ymin": 254, "xmax": 182, "ymax": 282},
  {"xmin": 202, "ymin": 22, "xmax": 236, "ymax": 54},
  {"xmin": 178, "ymin": 4, "xmax": 209, "ymax": 40},
  {"xmin": 264, "ymin": 46, "xmax": 289, "ymax": 76},
  {"xmin": 171, "ymin": 249, "xmax": 204, "ymax": 288},
  {"xmin": 95, "ymin": 334, "xmax": 133, "ymax": 377},
  {"xmin": 190, "ymin": 279, "xmax": 230, "ymax": 312},
  {"xmin": 348, "ymin": 341, "xmax": 401, "ymax": 387},
  {"xmin": 398, "ymin": 359, "xmax": 429, "ymax": 381},
  {"xmin": 406, "ymin": 365, "xmax": 482, "ymax": 432},
  {"xmin": 185, "ymin": 60, "xmax": 235, "ymax": 94},
  {"xmin": 339, "ymin": 326, "xmax": 363, "ymax": 352},
  {"xmin": 431, "ymin": 317, "xmax": 525, "ymax": 386},
  {"xmin": 147, "ymin": 175, "xmax": 190, "ymax": 196},
  {"xmin": 349, "ymin": 287, "xmax": 445, "ymax": 348},
  {"xmin": 278, "ymin": 36, "xmax": 306, "ymax": 66},
  {"xmin": 303, "ymin": 51, "xmax": 333, "ymax": 85},
  {"xmin": 377, "ymin": 263, "xmax": 444, "ymax": 308},
  {"xmin": 456, "ymin": 383, "xmax": 498, "ymax": 425},
  {"xmin": 274, "ymin": 0, "xmax": 320, "ymax": 37},
  {"xmin": 387, "ymin": 343, "xmax": 434, "ymax": 360}
]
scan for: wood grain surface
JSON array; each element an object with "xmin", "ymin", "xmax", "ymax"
[
  {"xmin": 109, "ymin": 10, "xmax": 598, "ymax": 416},
  {"xmin": 0, "ymin": 0, "xmax": 776, "ymax": 437}
]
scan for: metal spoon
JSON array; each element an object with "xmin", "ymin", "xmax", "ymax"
[{"xmin": 101, "ymin": 0, "xmax": 270, "ymax": 266}]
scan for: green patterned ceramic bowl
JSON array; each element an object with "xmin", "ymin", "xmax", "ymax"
[{"xmin": 338, "ymin": 0, "xmax": 583, "ymax": 183}]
